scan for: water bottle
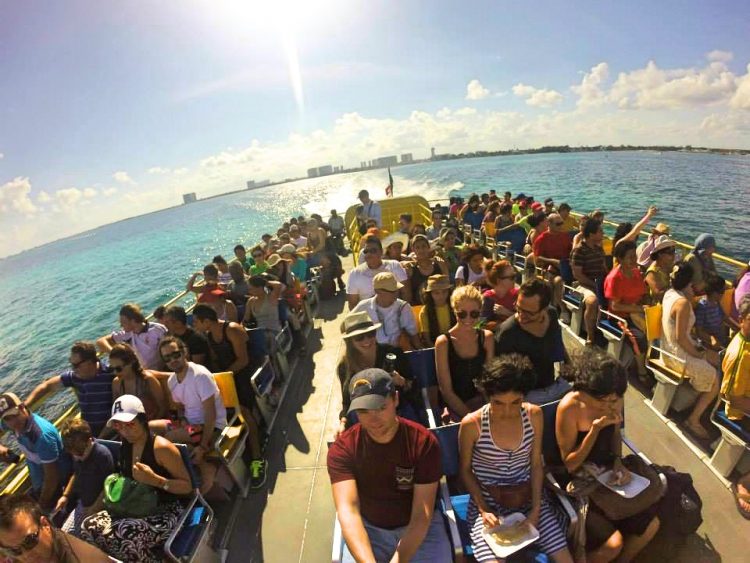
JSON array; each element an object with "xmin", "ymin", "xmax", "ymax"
[{"xmin": 383, "ymin": 353, "xmax": 397, "ymax": 374}]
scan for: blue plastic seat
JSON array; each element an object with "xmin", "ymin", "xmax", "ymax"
[
  {"xmin": 714, "ymin": 402, "xmax": 750, "ymax": 442},
  {"xmin": 405, "ymin": 348, "xmax": 439, "ymax": 427},
  {"xmin": 597, "ymin": 316, "xmax": 623, "ymax": 339}
]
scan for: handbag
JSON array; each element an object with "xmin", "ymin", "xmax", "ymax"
[
  {"xmin": 483, "ymin": 481, "xmax": 532, "ymax": 509},
  {"xmin": 103, "ymin": 473, "xmax": 159, "ymax": 519},
  {"xmin": 589, "ymin": 454, "xmax": 664, "ymax": 521}
]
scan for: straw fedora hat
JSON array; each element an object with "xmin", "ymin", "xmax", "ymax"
[
  {"xmin": 382, "ymin": 232, "xmax": 409, "ymax": 250},
  {"xmin": 650, "ymin": 235, "xmax": 676, "ymax": 258},
  {"xmin": 424, "ymin": 274, "xmax": 452, "ymax": 292},
  {"xmin": 341, "ymin": 311, "xmax": 381, "ymax": 339}
]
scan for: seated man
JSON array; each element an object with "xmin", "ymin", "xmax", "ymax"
[
  {"xmin": 0, "ymin": 393, "xmax": 71, "ymax": 511},
  {"xmin": 0, "ymin": 495, "xmax": 110, "ymax": 562},
  {"xmin": 162, "ymin": 305, "xmax": 210, "ymax": 366},
  {"xmin": 533, "ymin": 212, "xmax": 573, "ymax": 307},
  {"xmin": 495, "ymin": 279, "xmax": 571, "ymax": 404},
  {"xmin": 351, "ymin": 272, "xmax": 421, "ymax": 350},
  {"xmin": 56, "ymin": 419, "xmax": 114, "ymax": 534},
  {"xmin": 570, "ymin": 218, "xmax": 609, "ymax": 345},
  {"xmin": 327, "ymin": 369, "xmax": 451, "ymax": 562},
  {"xmin": 695, "ymin": 273, "xmax": 730, "ymax": 349},
  {"xmin": 347, "ymin": 236, "xmax": 410, "ymax": 309},
  {"xmin": 158, "ymin": 336, "xmax": 228, "ymax": 495},
  {"xmin": 26, "ymin": 341, "xmax": 114, "ymax": 437},
  {"xmin": 721, "ymin": 296, "xmax": 750, "ymax": 517},
  {"xmin": 96, "ymin": 303, "xmax": 168, "ymax": 369}
]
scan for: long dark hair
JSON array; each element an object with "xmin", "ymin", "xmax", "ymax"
[
  {"xmin": 109, "ymin": 344, "xmax": 147, "ymax": 381},
  {"xmin": 423, "ymin": 287, "xmax": 456, "ymax": 343}
]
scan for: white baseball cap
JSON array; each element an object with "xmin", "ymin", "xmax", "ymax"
[{"xmin": 107, "ymin": 394, "xmax": 145, "ymax": 427}]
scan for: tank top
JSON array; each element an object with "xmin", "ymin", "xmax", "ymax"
[
  {"xmin": 121, "ymin": 434, "xmax": 177, "ymax": 500},
  {"xmin": 250, "ymin": 295, "xmax": 282, "ymax": 331},
  {"xmin": 471, "ymin": 404, "xmax": 533, "ymax": 489},
  {"xmin": 410, "ymin": 261, "xmax": 442, "ymax": 305},
  {"xmin": 207, "ymin": 321, "xmax": 237, "ymax": 372},
  {"xmin": 116, "ymin": 376, "xmax": 158, "ymax": 419},
  {"xmin": 574, "ymin": 425, "xmax": 615, "ymax": 466},
  {"xmin": 446, "ymin": 329, "xmax": 486, "ymax": 402},
  {"xmin": 661, "ymin": 288, "xmax": 693, "ymax": 360}
]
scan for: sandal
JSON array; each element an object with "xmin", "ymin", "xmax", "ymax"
[
  {"xmin": 731, "ymin": 482, "xmax": 750, "ymax": 520},
  {"xmin": 683, "ymin": 420, "xmax": 711, "ymax": 441}
]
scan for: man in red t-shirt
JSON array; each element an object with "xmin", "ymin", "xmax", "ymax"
[
  {"xmin": 327, "ymin": 369, "xmax": 451, "ymax": 562},
  {"xmin": 533, "ymin": 213, "xmax": 573, "ymax": 307}
]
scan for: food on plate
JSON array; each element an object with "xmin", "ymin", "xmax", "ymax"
[{"xmin": 490, "ymin": 521, "xmax": 529, "ymax": 545}]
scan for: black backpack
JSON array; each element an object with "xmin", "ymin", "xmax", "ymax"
[{"xmin": 652, "ymin": 464, "xmax": 703, "ymax": 536}]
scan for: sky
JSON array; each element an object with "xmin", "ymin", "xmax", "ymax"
[{"xmin": 1, "ymin": 0, "xmax": 749, "ymax": 257}]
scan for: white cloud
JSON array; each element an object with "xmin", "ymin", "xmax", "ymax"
[
  {"xmin": 571, "ymin": 62, "xmax": 610, "ymax": 108},
  {"xmin": 83, "ymin": 188, "xmax": 97, "ymax": 198},
  {"xmin": 454, "ymin": 107, "xmax": 478, "ymax": 116},
  {"xmin": 466, "ymin": 79, "xmax": 490, "ymax": 100},
  {"xmin": 102, "ymin": 187, "xmax": 118, "ymax": 196},
  {"xmin": 730, "ymin": 64, "xmax": 750, "ymax": 109},
  {"xmin": 512, "ymin": 83, "xmax": 564, "ymax": 107},
  {"xmin": 37, "ymin": 190, "xmax": 51, "ymax": 204},
  {"xmin": 0, "ymin": 177, "xmax": 37, "ymax": 215},
  {"xmin": 112, "ymin": 171, "xmax": 135, "ymax": 184},
  {"xmin": 707, "ymin": 50, "xmax": 733, "ymax": 63},
  {"xmin": 147, "ymin": 167, "xmax": 170, "ymax": 175},
  {"xmin": 55, "ymin": 188, "xmax": 84, "ymax": 207}
]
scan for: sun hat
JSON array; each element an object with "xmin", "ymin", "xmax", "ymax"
[
  {"xmin": 0, "ymin": 393, "xmax": 23, "ymax": 419},
  {"xmin": 341, "ymin": 311, "xmax": 381, "ymax": 339},
  {"xmin": 266, "ymin": 254, "xmax": 283, "ymax": 267},
  {"xmin": 652, "ymin": 223, "xmax": 670, "ymax": 235},
  {"xmin": 107, "ymin": 395, "xmax": 145, "ymax": 427},
  {"xmin": 382, "ymin": 232, "xmax": 409, "ymax": 251},
  {"xmin": 424, "ymin": 274, "xmax": 452, "ymax": 292},
  {"xmin": 278, "ymin": 244, "xmax": 298, "ymax": 256},
  {"xmin": 650, "ymin": 235, "xmax": 676, "ymax": 258},
  {"xmin": 372, "ymin": 272, "xmax": 403, "ymax": 292},
  {"xmin": 347, "ymin": 368, "xmax": 394, "ymax": 413}
]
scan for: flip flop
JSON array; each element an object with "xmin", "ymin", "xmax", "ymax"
[
  {"xmin": 731, "ymin": 482, "xmax": 750, "ymax": 520},
  {"xmin": 683, "ymin": 420, "xmax": 711, "ymax": 441}
]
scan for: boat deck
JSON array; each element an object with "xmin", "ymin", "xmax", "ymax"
[{"xmin": 223, "ymin": 268, "xmax": 750, "ymax": 563}]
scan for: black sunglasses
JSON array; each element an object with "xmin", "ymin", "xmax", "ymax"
[
  {"xmin": 70, "ymin": 359, "xmax": 87, "ymax": 369},
  {"xmin": 363, "ymin": 248, "xmax": 380, "ymax": 255},
  {"xmin": 456, "ymin": 310, "xmax": 481, "ymax": 320},
  {"xmin": 161, "ymin": 350, "xmax": 183, "ymax": 361},
  {"xmin": 0, "ymin": 527, "xmax": 41, "ymax": 556}
]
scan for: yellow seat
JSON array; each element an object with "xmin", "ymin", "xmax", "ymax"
[
  {"xmin": 484, "ymin": 222, "xmax": 497, "ymax": 238},
  {"xmin": 212, "ymin": 372, "xmax": 251, "ymax": 496},
  {"xmin": 602, "ymin": 236, "xmax": 613, "ymax": 256},
  {"xmin": 644, "ymin": 303, "xmax": 663, "ymax": 342},
  {"xmin": 720, "ymin": 287, "xmax": 735, "ymax": 318},
  {"xmin": 412, "ymin": 305, "xmax": 424, "ymax": 334}
]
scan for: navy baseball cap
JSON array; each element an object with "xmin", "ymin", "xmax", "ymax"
[{"xmin": 348, "ymin": 368, "xmax": 394, "ymax": 413}]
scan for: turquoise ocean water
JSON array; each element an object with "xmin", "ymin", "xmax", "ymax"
[{"xmin": 0, "ymin": 151, "xmax": 748, "ymax": 418}]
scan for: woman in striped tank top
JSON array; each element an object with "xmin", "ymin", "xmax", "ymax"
[{"xmin": 459, "ymin": 354, "xmax": 572, "ymax": 562}]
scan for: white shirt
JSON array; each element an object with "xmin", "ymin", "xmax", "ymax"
[
  {"xmin": 292, "ymin": 235, "xmax": 307, "ymax": 248},
  {"xmin": 329, "ymin": 216, "xmax": 345, "ymax": 234},
  {"xmin": 347, "ymin": 260, "xmax": 408, "ymax": 301},
  {"xmin": 168, "ymin": 362, "xmax": 227, "ymax": 430},
  {"xmin": 455, "ymin": 265, "xmax": 486, "ymax": 285},
  {"xmin": 352, "ymin": 297, "xmax": 418, "ymax": 346},
  {"xmin": 359, "ymin": 200, "xmax": 382, "ymax": 227},
  {"xmin": 111, "ymin": 322, "xmax": 168, "ymax": 369}
]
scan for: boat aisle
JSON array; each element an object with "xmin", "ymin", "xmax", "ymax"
[{"xmin": 227, "ymin": 289, "xmax": 348, "ymax": 562}]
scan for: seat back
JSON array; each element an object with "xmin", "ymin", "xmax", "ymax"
[
  {"xmin": 431, "ymin": 423, "xmax": 461, "ymax": 478},
  {"xmin": 540, "ymin": 401, "xmax": 563, "ymax": 467},
  {"xmin": 405, "ymin": 348, "xmax": 437, "ymax": 390},
  {"xmin": 558, "ymin": 258, "xmax": 574, "ymax": 284},
  {"xmin": 251, "ymin": 358, "xmax": 276, "ymax": 397},
  {"xmin": 644, "ymin": 303, "xmax": 663, "ymax": 343},
  {"xmin": 720, "ymin": 287, "xmax": 735, "ymax": 318},
  {"xmin": 495, "ymin": 227, "xmax": 526, "ymax": 254},
  {"xmin": 96, "ymin": 439, "xmax": 122, "ymax": 470},
  {"xmin": 213, "ymin": 371, "xmax": 240, "ymax": 411},
  {"xmin": 175, "ymin": 443, "xmax": 201, "ymax": 490},
  {"xmin": 484, "ymin": 222, "xmax": 497, "ymax": 238},
  {"xmin": 411, "ymin": 305, "xmax": 424, "ymax": 334},
  {"xmin": 246, "ymin": 328, "xmax": 268, "ymax": 358}
]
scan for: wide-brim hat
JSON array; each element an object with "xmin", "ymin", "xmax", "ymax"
[
  {"xmin": 650, "ymin": 235, "xmax": 676, "ymax": 258},
  {"xmin": 278, "ymin": 244, "xmax": 299, "ymax": 256},
  {"xmin": 425, "ymin": 274, "xmax": 452, "ymax": 292},
  {"xmin": 266, "ymin": 254, "xmax": 283, "ymax": 267},
  {"xmin": 0, "ymin": 392, "xmax": 23, "ymax": 419},
  {"xmin": 341, "ymin": 311, "xmax": 381, "ymax": 339},
  {"xmin": 652, "ymin": 223, "xmax": 670, "ymax": 235},
  {"xmin": 373, "ymin": 272, "xmax": 403, "ymax": 292},
  {"xmin": 382, "ymin": 232, "xmax": 409, "ymax": 250}
]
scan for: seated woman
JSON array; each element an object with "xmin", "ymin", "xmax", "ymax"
[
  {"xmin": 336, "ymin": 311, "xmax": 421, "ymax": 437},
  {"xmin": 405, "ymin": 234, "xmax": 449, "ymax": 305},
  {"xmin": 494, "ymin": 202, "xmax": 518, "ymax": 233},
  {"xmin": 81, "ymin": 395, "xmax": 192, "ymax": 563},
  {"xmin": 603, "ymin": 240, "xmax": 648, "ymax": 378},
  {"xmin": 109, "ymin": 344, "xmax": 169, "ymax": 420},
  {"xmin": 734, "ymin": 261, "xmax": 750, "ymax": 320},
  {"xmin": 644, "ymin": 236, "xmax": 676, "ymax": 303},
  {"xmin": 460, "ymin": 355, "xmax": 573, "ymax": 563},
  {"xmin": 481, "ymin": 260, "xmax": 518, "ymax": 329},
  {"xmin": 383, "ymin": 232, "xmax": 410, "ymax": 262},
  {"xmin": 436, "ymin": 285, "xmax": 495, "ymax": 420},
  {"xmin": 455, "ymin": 245, "xmax": 490, "ymax": 287},
  {"xmin": 243, "ymin": 275, "xmax": 283, "ymax": 332},
  {"xmin": 556, "ymin": 349, "xmax": 660, "ymax": 563},
  {"xmin": 418, "ymin": 275, "xmax": 455, "ymax": 347},
  {"xmin": 684, "ymin": 233, "xmax": 717, "ymax": 294},
  {"xmin": 611, "ymin": 206, "xmax": 658, "ymax": 253},
  {"xmin": 661, "ymin": 262, "xmax": 720, "ymax": 439}
]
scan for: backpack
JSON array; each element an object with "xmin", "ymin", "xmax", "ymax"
[{"xmin": 652, "ymin": 464, "xmax": 703, "ymax": 535}]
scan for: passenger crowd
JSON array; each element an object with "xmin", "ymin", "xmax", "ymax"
[
  {"xmin": 330, "ymin": 190, "xmax": 750, "ymax": 562},
  {"xmin": 0, "ymin": 188, "xmax": 748, "ymax": 562}
]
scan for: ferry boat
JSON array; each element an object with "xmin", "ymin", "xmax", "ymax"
[{"xmin": 1, "ymin": 194, "xmax": 748, "ymax": 562}]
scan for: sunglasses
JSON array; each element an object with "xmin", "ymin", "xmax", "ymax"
[
  {"xmin": 70, "ymin": 359, "xmax": 87, "ymax": 369},
  {"xmin": 353, "ymin": 332, "xmax": 376, "ymax": 342},
  {"xmin": 0, "ymin": 527, "xmax": 40, "ymax": 556},
  {"xmin": 161, "ymin": 350, "xmax": 183, "ymax": 361},
  {"xmin": 456, "ymin": 310, "xmax": 481, "ymax": 320},
  {"xmin": 363, "ymin": 248, "xmax": 380, "ymax": 255}
]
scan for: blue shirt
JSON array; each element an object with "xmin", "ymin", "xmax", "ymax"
[
  {"xmin": 60, "ymin": 361, "xmax": 114, "ymax": 436},
  {"xmin": 11, "ymin": 413, "xmax": 71, "ymax": 492},
  {"xmin": 695, "ymin": 298, "xmax": 726, "ymax": 343},
  {"xmin": 73, "ymin": 442, "xmax": 114, "ymax": 506}
]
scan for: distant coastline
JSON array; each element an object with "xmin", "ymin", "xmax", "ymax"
[{"xmin": 4, "ymin": 146, "xmax": 748, "ymax": 262}]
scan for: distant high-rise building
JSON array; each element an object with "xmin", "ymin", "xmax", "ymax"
[
  {"xmin": 431, "ymin": 147, "xmax": 436, "ymax": 159},
  {"xmin": 307, "ymin": 167, "xmax": 319, "ymax": 178},
  {"xmin": 182, "ymin": 192, "xmax": 197, "ymax": 204},
  {"xmin": 318, "ymin": 165, "xmax": 333, "ymax": 176},
  {"xmin": 373, "ymin": 155, "xmax": 398, "ymax": 168},
  {"xmin": 401, "ymin": 153, "xmax": 413, "ymax": 164}
]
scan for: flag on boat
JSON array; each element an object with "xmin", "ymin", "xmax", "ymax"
[{"xmin": 385, "ymin": 167, "xmax": 394, "ymax": 198}]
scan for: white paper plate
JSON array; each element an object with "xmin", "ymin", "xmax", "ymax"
[
  {"xmin": 482, "ymin": 512, "xmax": 540, "ymax": 559},
  {"xmin": 596, "ymin": 469, "xmax": 650, "ymax": 498}
]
